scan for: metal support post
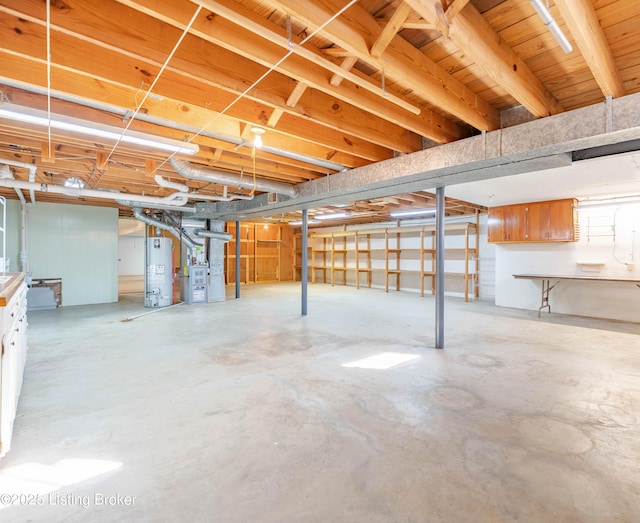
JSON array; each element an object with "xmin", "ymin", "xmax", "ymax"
[{"xmin": 435, "ymin": 186, "xmax": 445, "ymax": 349}]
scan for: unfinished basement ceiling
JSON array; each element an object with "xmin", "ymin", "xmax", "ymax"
[{"xmin": 1, "ymin": 0, "xmax": 639, "ymax": 223}]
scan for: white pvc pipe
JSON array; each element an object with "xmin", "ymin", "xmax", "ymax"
[
  {"xmin": 188, "ymin": 192, "xmax": 255, "ymax": 202},
  {"xmin": 0, "ymin": 178, "xmax": 190, "ymax": 206},
  {"xmin": 0, "ymin": 159, "xmax": 38, "ymax": 203},
  {"xmin": 19, "ymin": 202, "xmax": 28, "ymax": 274},
  {"xmin": 154, "ymin": 175, "xmax": 189, "ymax": 193}
]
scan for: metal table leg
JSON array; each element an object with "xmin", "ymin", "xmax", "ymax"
[{"xmin": 538, "ymin": 279, "xmax": 558, "ymax": 318}]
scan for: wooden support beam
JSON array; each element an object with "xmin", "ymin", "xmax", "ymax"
[
  {"xmin": 191, "ymin": 0, "xmax": 421, "ymax": 115},
  {"xmin": 145, "ymin": 159, "xmax": 156, "ymax": 177},
  {"xmin": 330, "ymin": 55, "xmax": 358, "ymax": 87},
  {"xmin": 371, "ymin": 3, "xmax": 413, "ymax": 59},
  {"xmin": 285, "ymin": 82, "xmax": 308, "ymax": 108},
  {"xmin": 266, "ymin": 0, "xmax": 498, "ymax": 131},
  {"xmin": 554, "ymin": 0, "xmax": 625, "ymax": 98},
  {"xmin": 96, "ymin": 151, "xmax": 109, "ymax": 170},
  {"xmin": 1, "ymin": 2, "xmax": 422, "ymax": 158},
  {"xmin": 404, "ymin": 0, "xmax": 563, "ymax": 118},
  {"xmin": 267, "ymin": 108, "xmax": 284, "ymax": 128},
  {"xmin": 445, "ymin": 0, "xmax": 471, "ymax": 22},
  {"xmin": 41, "ymin": 141, "xmax": 55, "ymax": 163}
]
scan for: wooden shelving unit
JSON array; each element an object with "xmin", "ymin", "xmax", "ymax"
[
  {"xmin": 226, "ymin": 223, "xmax": 294, "ymax": 284},
  {"xmin": 355, "ymin": 230, "xmax": 372, "ymax": 289},
  {"xmin": 294, "ymin": 221, "xmax": 480, "ymax": 301}
]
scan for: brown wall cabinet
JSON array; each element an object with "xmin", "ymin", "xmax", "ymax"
[{"xmin": 488, "ymin": 199, "xmax": 578, "ymax": 243}]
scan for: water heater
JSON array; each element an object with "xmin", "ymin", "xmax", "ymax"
[{"xmin": 145, "ymin": 236, "xmax": 173, "ymax": 308}]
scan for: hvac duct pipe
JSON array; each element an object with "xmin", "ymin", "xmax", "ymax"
[
  {"xmin": 155, "ymin": 171, "xmax": 256, "ymax": 203},
  {"xmin": 188, "ymin": 192, "xmax": 255, "ymax": 202},
  {"xmin": 0, "ymin": 177, "xmax": 190, "ymax": 206},
  {"xmin": 116, "ymin": 200, "xmax": 197, "ymax": 213},
  {"xmin": 435, "ymin": 187, "xmax": 445, "ymax": 349},
  {"xmin": 193, "ymin": 229, "xmax": 232, "ymax": 242},
  {"xmin": 132, "ymin": 208, "xmax": 200, "ymax": 250},
  {"xmin": 170, "ymin": 158, "xmax": 299, "ymax": 198}
]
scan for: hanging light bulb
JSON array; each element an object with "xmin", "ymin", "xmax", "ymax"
[{"xmin": 251, "ymin": 126, "xmax": 265, "ymax": 148}]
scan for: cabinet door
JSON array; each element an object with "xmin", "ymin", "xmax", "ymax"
[
  {"xmin": 548, "ymin": 199, "xmax": 576, "ymax": 240},
  {"xmin": 488, "ymin": 207, "xmax": 506, "ymax": 242},
  {"xmin": 505, "ymin": 204, "xmax": 527, "ymax": 241},
  {"xmin": 525, "ymin": 202, "xmax": 550, "ymax": 241}
]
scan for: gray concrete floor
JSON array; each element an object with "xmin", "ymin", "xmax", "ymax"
[{"xmin": 1, "ymin": 283, "xmax": 639, "ymax": 522}]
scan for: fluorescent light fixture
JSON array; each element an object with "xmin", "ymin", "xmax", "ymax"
[
  {"xmin": 63, "ymin": 177, "xmax": 85, "ymax": 189},
  {"xmin": 0, "ymin": 103, "xmax": 199, "ymax": 155},
  {"xmin": 314, "ymin": 211, "xmax": 351, "ymax": 221},
  {"xmin": 288, "ymin": 219, "xmax": 321, "ymax": 226},
  {"xmin": 529, "ymin": 0, "xmax": 573, "ymax": 53},
  {"xmin": 390, "ymin": 208, "xmax": 437, "ymax": 218}
]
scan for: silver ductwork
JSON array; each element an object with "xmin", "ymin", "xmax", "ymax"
[
  {"xmin": 170, "ymin": 158, "xmax": 299, "ymax": 199},
  {"xmin": 193, "ymin": 229, "xmax": 232, "ymax": 242},
  {"xmin": 132, "ymin": 208, "xmax": 200, "ymax": 250},
  {"xmin": 116, "ymin": 200, "xmax": 196, "ymax": 213}
]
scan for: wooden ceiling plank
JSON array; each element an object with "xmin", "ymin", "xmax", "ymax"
[
  {"xmin": 266, "ymin": 0, "xmax": 499, "ymax": 131},
  {"xmin": 370, "ymin": 3, "xmax": 413, "ymax": 59},
  {"xmin": 404, "ymin": 0, "xmax": 564, "ymax": 118},
  {"xmin": 555, "ymin": 0, "xmax": 625, "ymax": 98}
]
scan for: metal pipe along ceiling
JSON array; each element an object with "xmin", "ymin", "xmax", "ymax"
[
  {"xmin": 0, "ymin": 176, "xmax": 190, "ymax": 206},
  {"xmin": 170, "ymin": 158, "xmax": 299, "ymax": 198},
  {"xmin": 132, "ymin": 208, "xmax": 200, "ymax": 250},
  {"xmin": 193, "ymin": 229, "xmax": 232, "ymax": 242}
]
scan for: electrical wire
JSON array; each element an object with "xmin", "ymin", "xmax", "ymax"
[
  {"xmin": 46, "ymin": 0, "xmax": 52, "ymax": 152},
  {"xmin": 101, "ymin": 4, "xmax": 203, "ymax": 169}
]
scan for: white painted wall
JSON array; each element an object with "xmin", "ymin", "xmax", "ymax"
[
  {"xmin": 118, "ymin": 236, "xmax": 145, "ymax": 275},
  {"xmin": 11, "ymin": 201, "xmax": 119, "ymax": 306},
  {"xmin": 495, "ymin": 203, "xmax": 640, "ymax": 322}
]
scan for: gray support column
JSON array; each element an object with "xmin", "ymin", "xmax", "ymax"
[
  {"xmin": 301, "ymin": 209, "xmax": 309, "ymax": 316},
  {"xmin": 435, "ymin": 186, "xmax": 445, "ymax": 349},
  {"xmin": 208, "ymin": 220, "xmax": 226, "ymax": 302},
  {"xmin": 235, "ymin": 220, "xmax": 241, "ymax": 299}
]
